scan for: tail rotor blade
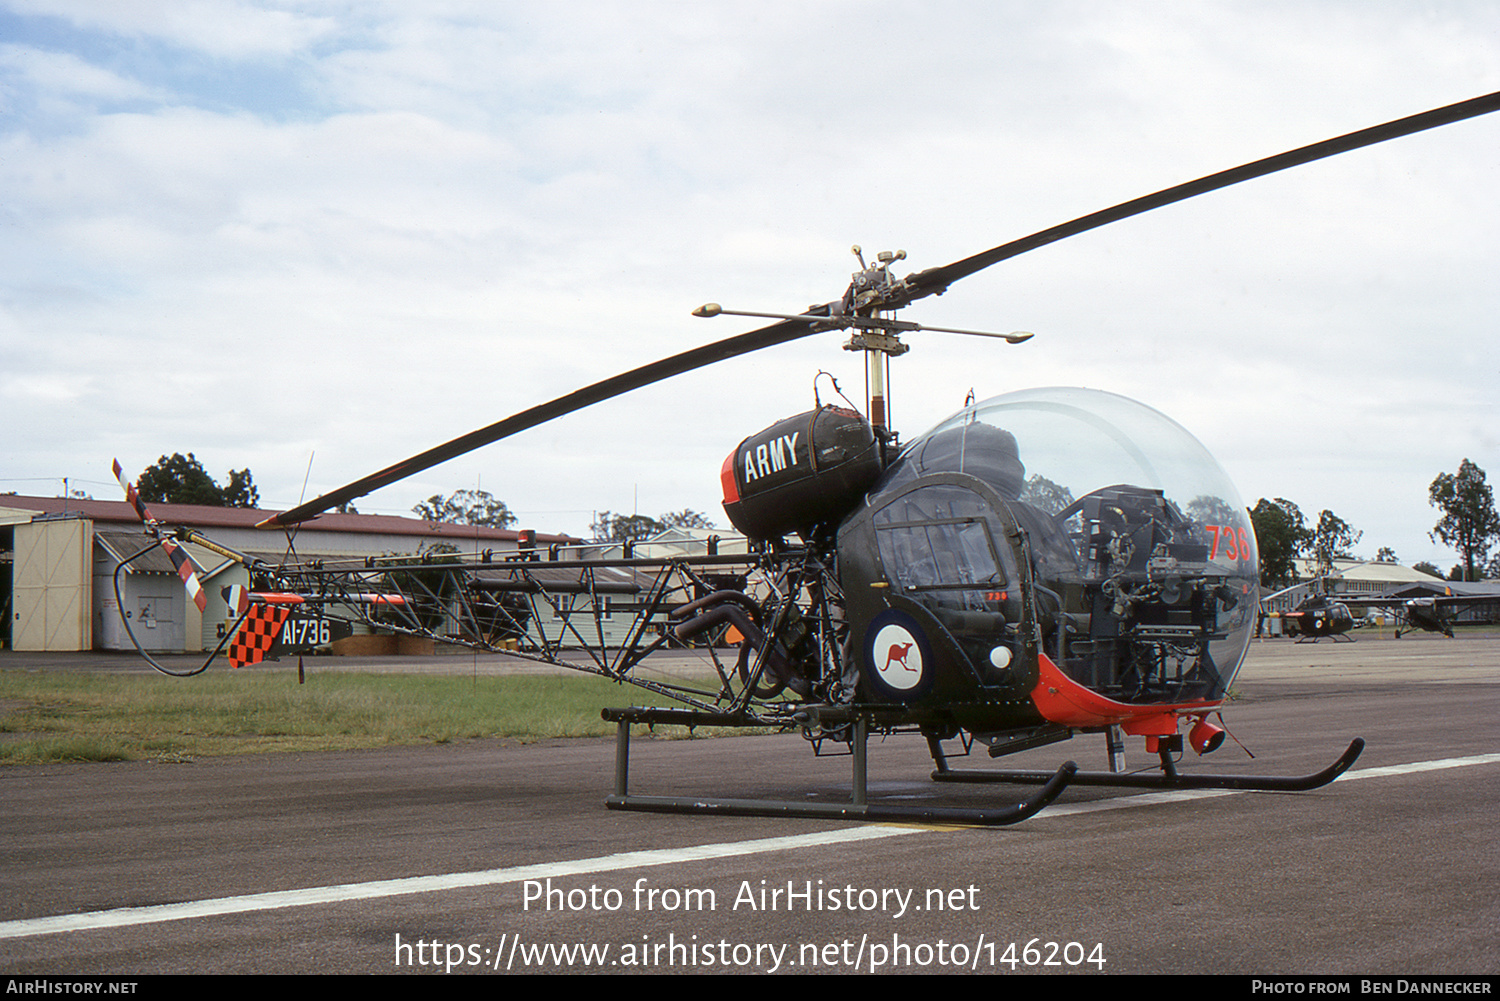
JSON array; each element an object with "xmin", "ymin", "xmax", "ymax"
[
  {"xmin": 113, "ymin": 458, "xmax": 209, "ymax": 613},
  {"xmin": 113, "ymin": 458, "xmax": 156, "ymax": 528},
  {"xmin": 164, "ymin": 538, "xmax": 208, "ymax": 613}
]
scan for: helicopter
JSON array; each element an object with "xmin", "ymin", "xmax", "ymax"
[
  {"xmin": 1273, "ymin": 591, "xmax": 1359, "ymax": 643},
  {"xmin": 1261, "ymin": 578, "xmax": 1497, "ymax": 643},
  {"xmin": 115, "ymin": 90, "xmax": 1499, "ymax": 826}
]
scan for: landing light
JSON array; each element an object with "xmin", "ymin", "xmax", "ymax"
[{"xmin": 1190, "ymin": 717, "xmax": 1226, "ymax": 756}]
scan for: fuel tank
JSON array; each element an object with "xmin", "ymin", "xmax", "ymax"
[{"xmin": 721, "ymin": 406, "xmax": 883, "ymax": 540}]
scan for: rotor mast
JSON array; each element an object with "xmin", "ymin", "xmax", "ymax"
[
  {"xmin": 692, "ymin": 246, "xmax": 1032, "ymax": 440},
  {"xmin": 841, "ymin": 246, "xmax": 911, "ymax": 433}
]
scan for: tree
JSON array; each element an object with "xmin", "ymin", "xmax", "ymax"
[
  {"xmin": 660, "ymin": 509, "xmax": 716, "ymax": 530},
  {"xmin": 136, "ymin": 453, "xmax": 259, "ymax": 508},
  {"xmin": 1249, "ymin": 498, "xmax": 1312, "ymax": 589},
  {"xmin": 593, "ymin": 508, "xmax": 719, "ymax": 541},
  {"xmin": 1021, "ymin": 475, "xmax": 1075, "ymax": 515},
  {"xmin": 224, "ymin": 468, "xmax": 259, "ymax": 508},
  {"xmin": 591, "ymin": 511, "xmax": 666, "ymax": 542},
  {"xmin": 1412, "ymin": 561, "xmax": 1443, "ymax": 579},
  {"xmin": 1186, "ymin": 494, "xmax": 1238, "ymax": 527},
  {"xmin": 412, "ymin": 489, "xmax": 516, "ymax": 528},
  {"xmin": 1374, "ymin": 546, "xmax": 1397, "ymax": 563},
  {"xmin": 1428, "ymin": 459, "xmax": 1500, "ymax": 583},
  {"xmin": 1311, "ymin": 509, "xmax": 1362, "ymax": 573}
]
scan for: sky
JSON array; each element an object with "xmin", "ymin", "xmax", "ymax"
[{"xmin": 1, "ymin": 1, "xmax": 1496, "ymax": 571}]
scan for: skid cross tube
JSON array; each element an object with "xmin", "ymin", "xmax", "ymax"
[
  {"xmin": 601, "ymin": 707, "xmax": 1076, "ymax": 825},
  {"xmin": 928, "ymin": 736, "xmax": 1364, "ymax": 792}
]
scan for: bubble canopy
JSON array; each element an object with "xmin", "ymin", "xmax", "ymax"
[
  {"xmin": 911, "ymin": 387, "xmax": 1250, "ymax": 529},
  {"xmin": 874, "ymin": 386, "xmax": 1258, "ymax": 704}
]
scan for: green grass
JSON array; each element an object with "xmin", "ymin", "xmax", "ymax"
[{"xmin": 0, "ymin": 670, "xmax": 739, "ymax": 764}]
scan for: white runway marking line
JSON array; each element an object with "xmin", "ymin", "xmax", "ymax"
[
  {"xmin": 1330, "ymin": 752, "xmax": 1500, "ymax": 781},
  {"xmin": 3, "ymin": 752, "xmax": 1495, "ymax": 941},
  {"xmin": 0, "ymin": 827, "xmax": 922, "ymax": 940}
]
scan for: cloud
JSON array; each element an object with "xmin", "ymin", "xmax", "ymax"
[
  {"xmin": 0, "ymin": 2, "xmax": 1495, "ymax": 563},
  {"xmin": 0, "ymin": 41, "xmax": 162, "ymax": 104},
  {"xmin": 4, "ymin": 0, "xmax": 338, "ymax": 59}
]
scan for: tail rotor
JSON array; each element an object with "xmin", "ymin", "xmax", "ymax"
[{"xmin": 112, "ymin": 459, "xmax": 208, "ymax": 613}]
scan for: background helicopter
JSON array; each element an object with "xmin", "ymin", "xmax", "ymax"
[
  {"xmin": 115, "ymin": 91, "xmax": 1498, "ymax": 825},
  {"xmin": 1271, "ymin": 591, "xmax": 1358, "ymax": 643},
  {"xmin": 1264, "ymin": 583, "xmax": 1497, "ymax": 642}
]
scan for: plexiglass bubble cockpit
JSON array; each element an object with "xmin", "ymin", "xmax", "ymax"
[{"xmin": 840, "ymin": 387, "xmax": 1259, "ymax": 740}]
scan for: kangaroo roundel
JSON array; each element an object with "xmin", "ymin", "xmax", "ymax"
[{"xmin": 864, "ymin": 610, "xmax": 933, "ymax": 697}]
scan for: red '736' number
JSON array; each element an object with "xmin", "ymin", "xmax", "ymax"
[{"xmin": 1206, "ymin": 524, "xmax": 1251, "ymax": 561}]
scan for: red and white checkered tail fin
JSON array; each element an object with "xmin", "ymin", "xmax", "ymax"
[
  {"xmin": 112, "ymin": 459, "xmax": 208, "ymax": 613},
  {"xmin": 227, "ymin": 603, "xmax": 291, "ymax": 668}
]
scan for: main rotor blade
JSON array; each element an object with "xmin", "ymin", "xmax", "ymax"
[
  {"xmin": 259, "ymin": 315, "xmax": 827, "ymax": 527},
  {"xmin": 262, "ymin": 91, "xmax": 1499, "ymax": 529},
  {"xmin": 900, "ymin": 90, "xmax": 1500, "ymax": 302}
]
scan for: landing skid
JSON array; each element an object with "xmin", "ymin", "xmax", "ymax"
[
  {"xmin": 601, "ymin": 707, "xmax": 1076, "ymax": 826},
  {"xmin": 928, "ymin": 735, "xmax": 1365, "ymax": 792}
]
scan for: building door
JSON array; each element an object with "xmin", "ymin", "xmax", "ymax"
[{"xmin": 13, "ymin": 519, "xmax": 92, "ymax": 651}]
